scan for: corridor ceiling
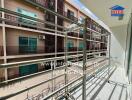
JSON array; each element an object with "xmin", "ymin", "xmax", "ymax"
[{"xmin": 80, "ymin": 0, "xmax": 132, "ymax": 27}]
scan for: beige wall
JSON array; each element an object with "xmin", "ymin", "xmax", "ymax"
[
  {"xmin": 7, "ymin": 67, "xmax": 19, "ymax": 79},
  {"xmin": 6, "ymin": 28, "xmax": 45, "ymax": 55},
  {"xmin": 5, "ymin": 0, "xmax": 44, "ymax": 20},
  {"xmin": 110, "ymin": 24, "xmax": 128, "ymax": 68}
]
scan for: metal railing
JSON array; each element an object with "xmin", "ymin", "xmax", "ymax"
[{"xmin": 0, "ymin": 5, "xmax": 111, "ymax": 100}]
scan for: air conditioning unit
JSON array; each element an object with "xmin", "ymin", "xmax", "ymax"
[{"xmin": 38, "ymin": 35, "xmax": 45, "ymax": 40}]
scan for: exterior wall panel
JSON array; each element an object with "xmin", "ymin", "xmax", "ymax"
[
  {"xmin": 6, "ymin": 28, "xmax": 45, "ymax": 55},
  {"xmin": 5, "ymin": 0, "xmax": 44, "ymax": 20}
]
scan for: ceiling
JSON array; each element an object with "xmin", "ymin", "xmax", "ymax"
[{"xmin": 80, "ymin": 0, "xmax": 131, "ymax": 27}]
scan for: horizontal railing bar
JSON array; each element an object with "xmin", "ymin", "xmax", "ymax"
[
  {"xmin": 41, "ymin": 76, "xmax": 83, "ymax": 100},
  {"xmin": 86, "ymin": 39, "xmax": 107, "ymax": 43},
  {"xmin": 0, "ymin": 52, "xmax": 108, "ymax": 68},
  {"xmin": 87, "ymin": 28, "xmax": 110, "ymax": 36},
  {"xmin": 0, "ymin": 73, "xmax": 65, "ymax": 100},
  {"xmin": 0, "ymin": 65, "xmax": 65, "ymax": 85},
  {"xmin": 0, "ymin": 69, "xmax": 51, "ymax": 85},
  {"xmin": 5, "ymin": 50, "xmax": 107, "ymax": 58},
  {"xmin": 0, "ymin": 7, "xmax": 67, "ymax": 30},
  {"xmin": 0, "ymin": 57, "xmax": 106, "ymax": 85},
  {"xmin": 0, "ymin": 8, "xmax": 110, "ymax": 37},
  {"xmin": 42, "ymin": 64, "xmax": 112, "ymax": 100},
  {"xmin": 0, "ymin": 17, "xmax": 66, "ymax": 35}
]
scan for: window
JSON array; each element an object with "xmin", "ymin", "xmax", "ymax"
[
  {"xmin": 19, "ymin": 37, "xmax": 37, "ymax": 53},
  {"xmin": 17, "ymin": 8, "xmax": 37, "ymax": 26}
]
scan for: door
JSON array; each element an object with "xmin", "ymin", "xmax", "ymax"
[{"xmin": 19, "ymin": 64, "xmax": 38, "ymax": 76}]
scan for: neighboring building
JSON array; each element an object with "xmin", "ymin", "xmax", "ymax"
[{"xmin": 0, "ymin": 0, "xmax": 110, "ymax": 99}]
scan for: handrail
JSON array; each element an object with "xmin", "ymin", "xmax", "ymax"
[
  {"xmin": 0, "ymin": 57, "xmax": 107, "ymax": 85},
  {"xmin": 0, "ymin": 52, "xmax": 107, "ymax": 68}
]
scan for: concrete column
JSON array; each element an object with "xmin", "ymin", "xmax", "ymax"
[
  {"xmin": 1, "ymin": 0, "xmax": 8, "ymax": 81},
  {"xmin": 82, "ymin": 18, "xmax": 87, "ymax": 100}
]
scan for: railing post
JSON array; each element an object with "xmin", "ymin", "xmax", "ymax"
[
  {"xmin": 64, "ymin": 30, "xmax": 68, "ymax": 99},
  {"xmin": 82, "ymin": 18, "xmax": 87, "ymax": 100},
  {"xmin": 108, "ymin": 33, "xmax": 111, "ymax": 82}
]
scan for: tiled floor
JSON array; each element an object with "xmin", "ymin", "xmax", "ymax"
[{"xmin": 70, "ymin": 66, "xmax": 130, "ymax": 100}]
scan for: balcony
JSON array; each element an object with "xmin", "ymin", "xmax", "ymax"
[
  {"xmin": 3, "ymin": 13, "xmax": 47, "ymax": 31},
  {"xmin": 68, "ymin": 47, "xmax": 77, "ymax": 52},
  {"xmin": 26, "ymin": 0, "xmax": 47, "ymax": 8},
  {"xmin": 91, "ymin": 21, "xmax": 102, "ymax": 33},
  {"xmin": 101, "ymin": 36, "xmax": 108, "ymax": 43},
  {"xmin": 57, "ymin": 8, "xmax": 78, "ymax": 22},
  {"xmin": 68, "ymin": 32, "xmax": 78, "ymax": 37},
  {"xmin": 57, "ymin": 36, "xmax": 64, "ymax": 52},
  {"xmin": 57, "ymin": 17, "xmax": 64, "ymax": 31},
  {"xmin": 0, "ymin": 12, "xmax": 64, "ymax": 36},
  {"xmin": 57, "ymin": 0, "xmax": 64, "ymax": 13},
  {"xmin": 87, "ymin": 17, "xmax": 91, "ymax": 28},
  {"xmin": 78, "ymin": 47, "xmax": 83, "ymax": 51},
  {"xmin": 0, "ymin": 77, "xmax": 4, "ymax": 82},
  {"xmin": 79, "ymin": 33, "xmax": 83, "ymax": 38},
  {"xmin": 100, "ymin": 43, "xmax": 107, "ymax": 50}
]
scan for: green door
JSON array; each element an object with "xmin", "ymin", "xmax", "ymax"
[{"xmin": 19, "ymin": 64, "xmax": 38, "ymax": 76}]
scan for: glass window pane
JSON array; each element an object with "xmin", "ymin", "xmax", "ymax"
[{"xmin": 29, "ymin": 38, "xmax": 37, "ymax": 53}]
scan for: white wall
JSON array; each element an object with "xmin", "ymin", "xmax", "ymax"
[{"xmin": 110, "ymin": 24, "xmax": 128, "ymax": 68}]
